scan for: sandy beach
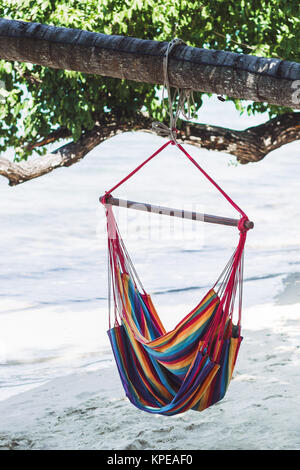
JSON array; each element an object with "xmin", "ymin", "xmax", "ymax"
[
  {"xmin": 1, "ymin": 278, "xmax": 300, "ymax": 450},
  {"xmin": 1, "ymin": 109, "xmax": 300, "ymax": 450},
  {"xmin": 1, "ymin": 2, "xmax": 300, "ymax": 454}
]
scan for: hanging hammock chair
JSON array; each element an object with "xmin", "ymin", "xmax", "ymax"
[{"xmin": 100, "ymin": 139, "xmax": 253, "ymax": 416}]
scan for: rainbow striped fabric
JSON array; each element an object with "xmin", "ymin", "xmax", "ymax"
[
  {"xmin": 108, "ymin": 271, "xmax": 242, "ymax": 415},
  {"xmin": 102, "ymin": 140, "xmax": 249, "ymax": 415}
]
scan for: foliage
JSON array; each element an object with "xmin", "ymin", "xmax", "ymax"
[{"xmin": 0, "ymin": 0, "xmax": 299, "ymax": 159}]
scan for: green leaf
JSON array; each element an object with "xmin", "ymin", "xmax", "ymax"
[{"xmin": 0, "ymin": 0, "xmax": 298, "ymax": 160}]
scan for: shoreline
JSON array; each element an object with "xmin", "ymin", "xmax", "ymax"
[{"xmin": 1, "ymin": 293, "xmax": 300, "ymax": 450}]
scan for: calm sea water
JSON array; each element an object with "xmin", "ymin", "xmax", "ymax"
[{"xmin": 1, "ymin": 97, "xmax": 299, "ymax": 400}]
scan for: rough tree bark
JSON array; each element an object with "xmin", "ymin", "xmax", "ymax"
[
  {"xmin": 1, "ymin": 112, "xmax": 299, "ymax": 185},
  {"xmin": 179, "ymin": 112, "xmax": 300, "ymax": 164},
  {"xmin": 0, "ymin": 18, "xmax": 299, "ymax": 185},
  {"xmin": 0, "ymin": 18, "xmax": 299, "ymax": 108},
  {"xmin": 0, "ymin": 117, "xmax": 152, "ymax": 186}
]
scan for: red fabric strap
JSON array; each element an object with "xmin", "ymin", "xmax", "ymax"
[
  {"xmin": 101, "ymin": 139, "xmax": 249, "ymax": 231},
  {"xmin": 101, "ymin": 140, "xmax": 172, "ymax": 203},
  {"xmin": 103, "ymin": 139, "xmax": 250, "ymax": 352},
  {"xmin": 175, "ymin": 142, "xmax": 247, "ymax": 219}
]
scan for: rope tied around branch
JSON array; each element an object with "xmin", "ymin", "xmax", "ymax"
[{"xmin": 152, "ymin": 38, "xmax": 197, "ymax": 143}]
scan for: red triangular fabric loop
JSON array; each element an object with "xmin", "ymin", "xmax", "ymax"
[
  {"xmin": 102, "ymin": 140, "xmax": 249, "ymax": 231},
  {"xmin": 101, "ymin": 139, "xmax": 252, "ymax": 416}
]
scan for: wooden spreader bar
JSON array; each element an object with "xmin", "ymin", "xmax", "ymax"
[{"xmin": 101, "ymin": 195, "xmax": 254, "ymax": 230}]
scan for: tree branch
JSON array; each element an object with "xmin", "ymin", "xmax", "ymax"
[
  {"xmin": 23, "ymin": 127, "xmax": 71, "ymax": 152},
  {"xmin": 0, "ymin": 112, "xmax": 299, "ymax": 186},
  {"xmin": 0, "ymin": 116, "xmax": 152, "ymax": 186},
  {"xmin": 178, "ymin": 112, "xmax": 300, "ymax": 164},
  {"xmin": 0, "ymin": 18, "xmax": 300, "ymax": 108}
]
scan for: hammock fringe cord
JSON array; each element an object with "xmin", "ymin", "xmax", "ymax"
[
  {"xmin": 101, "ymin": 39, "xmax": 250, "ymax": 415},
  {"xmin": 101, "ymin": 139, "xmax": 250, "ymax": 415}
]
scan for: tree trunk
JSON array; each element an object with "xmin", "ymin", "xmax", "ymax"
[{"xmin": 0, "ymin": 18, "xmax": 299, "ymax": 109}]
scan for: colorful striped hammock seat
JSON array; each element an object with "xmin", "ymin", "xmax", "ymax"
[{"xmin": 101, "ymin": 140, "xmax": 252, "ymax": 416}]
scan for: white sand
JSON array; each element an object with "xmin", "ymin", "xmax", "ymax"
[
  {"xmin": 1, "ymin": 127, "xmax": 300, "ymax": 450},
  {"xmin": 1, "ymin": 287, "xmax": 300, "ymax": 450}
]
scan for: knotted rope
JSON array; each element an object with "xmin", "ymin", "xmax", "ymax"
[{"xmin": 152, "ymin": 38, "xmax": 197, "ymax": 143}]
